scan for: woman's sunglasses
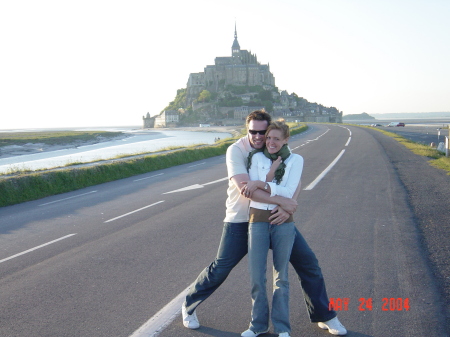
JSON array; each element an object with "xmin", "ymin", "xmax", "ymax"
[{"xmin": 248, "ymin": 130, "xmax": 267, "ymax": 135}]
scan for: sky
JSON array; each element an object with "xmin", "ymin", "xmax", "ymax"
[{"xmin": 1, "ymin": 0, "xmax": 449, "ymax": 129}]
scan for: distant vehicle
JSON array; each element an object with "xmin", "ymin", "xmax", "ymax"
[
  {"xmin": 387, "ymin": 122, "xmax": 405, "ymax": 127},
  {"xmin": 371, "ymin": 123, "xmax": 383, "ymax": 127}
]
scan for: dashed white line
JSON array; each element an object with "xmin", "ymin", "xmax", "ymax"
[
  {"xmin": 134, "ymin": 173, "xmax": 164, "ymax": 182},
  {"xmin": 104, "ymin": 201, "xmax": 165, "ymax": 223},
  {"xmin": 0, "ymin": 234, "xmax": 77, "ymax": 264},
  {"xmin": 188, "ymin": 162, "xmax": 206, "ymax": 168},
  {"xmin": 39, "ymin": 191, "xmax": 97, "ymax": 206}
]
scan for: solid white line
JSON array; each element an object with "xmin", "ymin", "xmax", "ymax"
[
  {"xmin": 0, "ymin": 234, "xmax": 77, "ymax": 264},
  {"xmin": 39, "ymin": 191, "xmax": 97, "ymax": 206},
  {"xmin": 134, "ymin": 173, "xmax": 164, "ymax": 182},
  {"xmin": 104, "ymin": 201, "xmax": 165, "ymax": 223},
  {"xmin": 129, "ymin": 283, "xmax": 193, "ymax": 337},
  {"xmin": 304, "ymin": 150, "xmax": 346, "ymax": 190}
]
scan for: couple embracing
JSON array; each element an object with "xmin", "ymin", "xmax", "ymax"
[{"xmin": 182, "ymin": 110, "xmax": 347, "ymax": 336}]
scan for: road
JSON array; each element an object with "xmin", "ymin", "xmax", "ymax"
[{"xmin": 0, "ymin": 124, "xmax": 448, "ymax": 337}]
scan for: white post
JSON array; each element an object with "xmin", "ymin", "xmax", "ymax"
[{"xmin": 446, "ymin": 136, "xmax": 449, "ymax": 157}]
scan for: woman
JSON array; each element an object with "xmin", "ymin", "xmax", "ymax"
[{"xmin": 240, "ymin": 119, "xmax": 303, "ymax": 337}]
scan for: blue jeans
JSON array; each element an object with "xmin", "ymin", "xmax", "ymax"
[
  {"xmin": 184, "ymin": 222, "xmax": 336, "ymax": 323},
  {"xmin": 248, "ymin": 221, "xmax": 295, "ymax": 334}
]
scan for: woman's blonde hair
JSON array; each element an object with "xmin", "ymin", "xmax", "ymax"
[{"xmin": 266, "ymin": 118, "xmax": 289, "ymax": 139}]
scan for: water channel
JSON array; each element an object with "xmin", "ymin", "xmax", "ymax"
[{"xmin": 0, "ymin": 129, "xmax": 233, "ymax": 175}]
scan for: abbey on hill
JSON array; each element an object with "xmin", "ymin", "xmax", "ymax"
[
  {"xmin": 143, "ymin": 25, "xmax": 342, "ymax": 128},
  {"xmin": 185, "ymin": 25, "xmax": 275, "ymax": 106}
]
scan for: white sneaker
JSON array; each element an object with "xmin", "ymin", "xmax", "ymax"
[
  {"xmin": 241, "ymin": 328, "xmax": 269, "ymax": 337},
  {"xmin": 318, "ymin": 317, "xmax": 347, "ymax": 335},
  {"xmin": 278, "ymin": 333, "xmax": 290, "ymax": 337},
  {"xmin": 181, "ymin": 305, "xmax": 200, "ymax": 329}
]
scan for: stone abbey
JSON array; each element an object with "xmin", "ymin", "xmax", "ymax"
[
  {"xmin": 143, "ymin": 25, "xmax": 342, "ymax": 128},
  {"xmin": 185, "ymin": 25, "xmax": 276, "ymax": 106}
]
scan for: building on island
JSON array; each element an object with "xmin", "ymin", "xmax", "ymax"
[
  {"xmin": 154, "ymin": 110, "xmax": 179, "ymax": 128},
  {"xmin": 185, "ymin": 24, "xmax": 275, "ymax": 106}
]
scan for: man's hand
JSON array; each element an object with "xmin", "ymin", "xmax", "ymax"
[
  {"xmin": 240, "ymin": 180, "xmax": 261, "ymax": 199},
  {"xmin": 269, "ymin": 206, "xmax": 290, "ymax": 225},
  {"xmin": 277, "ymin": 197, "xmax": 298, "ymax": 215}
]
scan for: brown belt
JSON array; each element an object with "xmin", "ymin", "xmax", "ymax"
[{"xmin": 249, "ymin": 207, "xmax": 294, "ymax": 223}]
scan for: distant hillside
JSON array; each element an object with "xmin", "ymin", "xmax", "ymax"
[
  {"xmin": 371, "ymin": 112, "xmax": 450, "ymax": 119},
  {"xmin": 343, "ymin": 112, "xmax": 375, "ymax": 120}
]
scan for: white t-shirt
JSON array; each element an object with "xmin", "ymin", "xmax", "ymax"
[
  {"xmin": 224, "ymin": 136, "xmax": 253, "ymax": 222},
  {"xmin": 248, "ymin": 152, "xmax": 304, "ymax": 211}
]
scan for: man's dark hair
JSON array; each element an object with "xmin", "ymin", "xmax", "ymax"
[{"xmin": 245, "ymin": 109, "xmax": 272, "ymax": 127}]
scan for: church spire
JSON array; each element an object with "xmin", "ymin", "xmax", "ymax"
[{"xmin": 232, "ymin": 21, "xmax": 240, "ymax": 56}]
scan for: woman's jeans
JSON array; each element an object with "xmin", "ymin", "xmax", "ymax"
[
  {"xmin": 248, "ymin": 221, "xmax": 295, "ymax": 333},
  {"xmin": 184, "ymin": 222, "xmax": 336, "ymax": 323}
]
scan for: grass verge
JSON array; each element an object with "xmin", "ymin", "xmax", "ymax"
[{"xmin": 367, "ymin": 127, "xmax": 450, "ymax": 174}]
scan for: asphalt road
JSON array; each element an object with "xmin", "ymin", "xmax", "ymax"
[{"xmin": 0, "ymin": 124, "xmax": 448, "ymax": 337}]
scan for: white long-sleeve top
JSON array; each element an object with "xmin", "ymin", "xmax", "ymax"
[{"xmin": 248, "ymin": 152, "xmax": 304, "ymax": 211}]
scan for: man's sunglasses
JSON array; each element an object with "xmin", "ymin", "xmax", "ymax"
[{"xmin": 248, "ymin": 130, "xmax": 267, "ymax": 135}]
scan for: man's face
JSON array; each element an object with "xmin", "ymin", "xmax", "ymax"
[{"xmin": 247, "ymin": 120, "xmax": 269, "ymax": 149}]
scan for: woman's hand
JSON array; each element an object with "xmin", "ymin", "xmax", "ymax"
[
  {"xmin": 271, "ymin": 156, "xmax": 282, "ymax": 171},
  {"xmin": 240, "ymin": 180, "xmax": 262, "ymax": 198},
  {"xmin": 269, "ymin": 206, "xmax": 290, "ymax": 225},
  {"xmin": 266, "ymin": 156, "xmax": 282, "ymax": 182}
]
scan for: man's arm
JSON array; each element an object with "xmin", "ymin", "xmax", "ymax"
[
  {"xmin": 232, "ymin": 171, "xmax": 302, "ymax": 225},
  {"xmin": 231, "ymin": 173, "xmax": 298, "ymax": 214}
]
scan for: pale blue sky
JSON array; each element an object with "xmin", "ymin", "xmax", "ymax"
[{"xmin": 1, "ymin": 0, "xmax": 449, "ymax": 129}]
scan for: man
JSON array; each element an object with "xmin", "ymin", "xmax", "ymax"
[{"xmin": 182, "ymin": 110, "xmax": 347, "ymax": 336}]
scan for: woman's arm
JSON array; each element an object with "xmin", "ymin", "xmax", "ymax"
[{"xmin": 241, "ymin": 153, "xmax": 268, "ymax": 197}]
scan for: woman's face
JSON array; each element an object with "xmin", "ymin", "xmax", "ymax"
[{"xmin": 266, "ymin": 129, "xmax": 288, "ymax": 154}]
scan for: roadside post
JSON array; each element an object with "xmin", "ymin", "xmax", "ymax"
[
  {"xmin": 447, "ymin": 125, "xmax": 450, "ymax": 157},
  {"xmin": 446, "ymin": 136, "xmax": 449, "ymax": 157}
]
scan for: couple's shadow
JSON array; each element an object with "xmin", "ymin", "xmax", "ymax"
[{"xmin": 192, "ymin": 326, "xmax": 372, "ymax": 337}]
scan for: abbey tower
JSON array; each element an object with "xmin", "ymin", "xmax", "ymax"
[{"xmin": 185, "ymin": 24, "xmax": 276, "ymax": 106}]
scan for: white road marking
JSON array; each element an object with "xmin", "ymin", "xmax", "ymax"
[
  {"xmin": 304, "ymin": 150, "xmax": 346, "ymax": 190},
  {"xmin": 345, "ymin": 137, "xmax": 351, "ymax": 146},
  {"xmin": 163, "ymin": 177, "xmax": 227, "ymax": 194},
  {"xmin": 39, "ymin": 191, "xmax": 97, "ymax": 206},
  {"xmin": 129, "ymin": 283, "xmax": 193, "ymax": 337},
  {"xmin": 202, "ymin": 177, "xmax": 228, "ymax": 185},
  {"xmin": 134, "ymin": 173, "xmax": 164, "ymax": 182},
  {"xmin": 188, "ymin": 162, "xmax": 206, "ymax": 168},
  {"xmin": 291, "ymin": 128, "xmax": 329, "ymax": 151},
  {"xmin": 0, "ymin": 234, "xmax": 77, "ymax": 264},
  {"xmin": 104, "ymin": 201, "xmax": 165, "ymax": 223},
  {"xmin": 163, "ymin": 185, "xmax": 204, "ymax": 194}
]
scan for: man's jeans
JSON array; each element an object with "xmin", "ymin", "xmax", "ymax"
[
  {"xmin": 184, "ymin": 222, "xmax": 336, "ymax": 323},
  {"xmin": 248, "ymin": 221, "xmax": 295, "ymax": 334}
]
